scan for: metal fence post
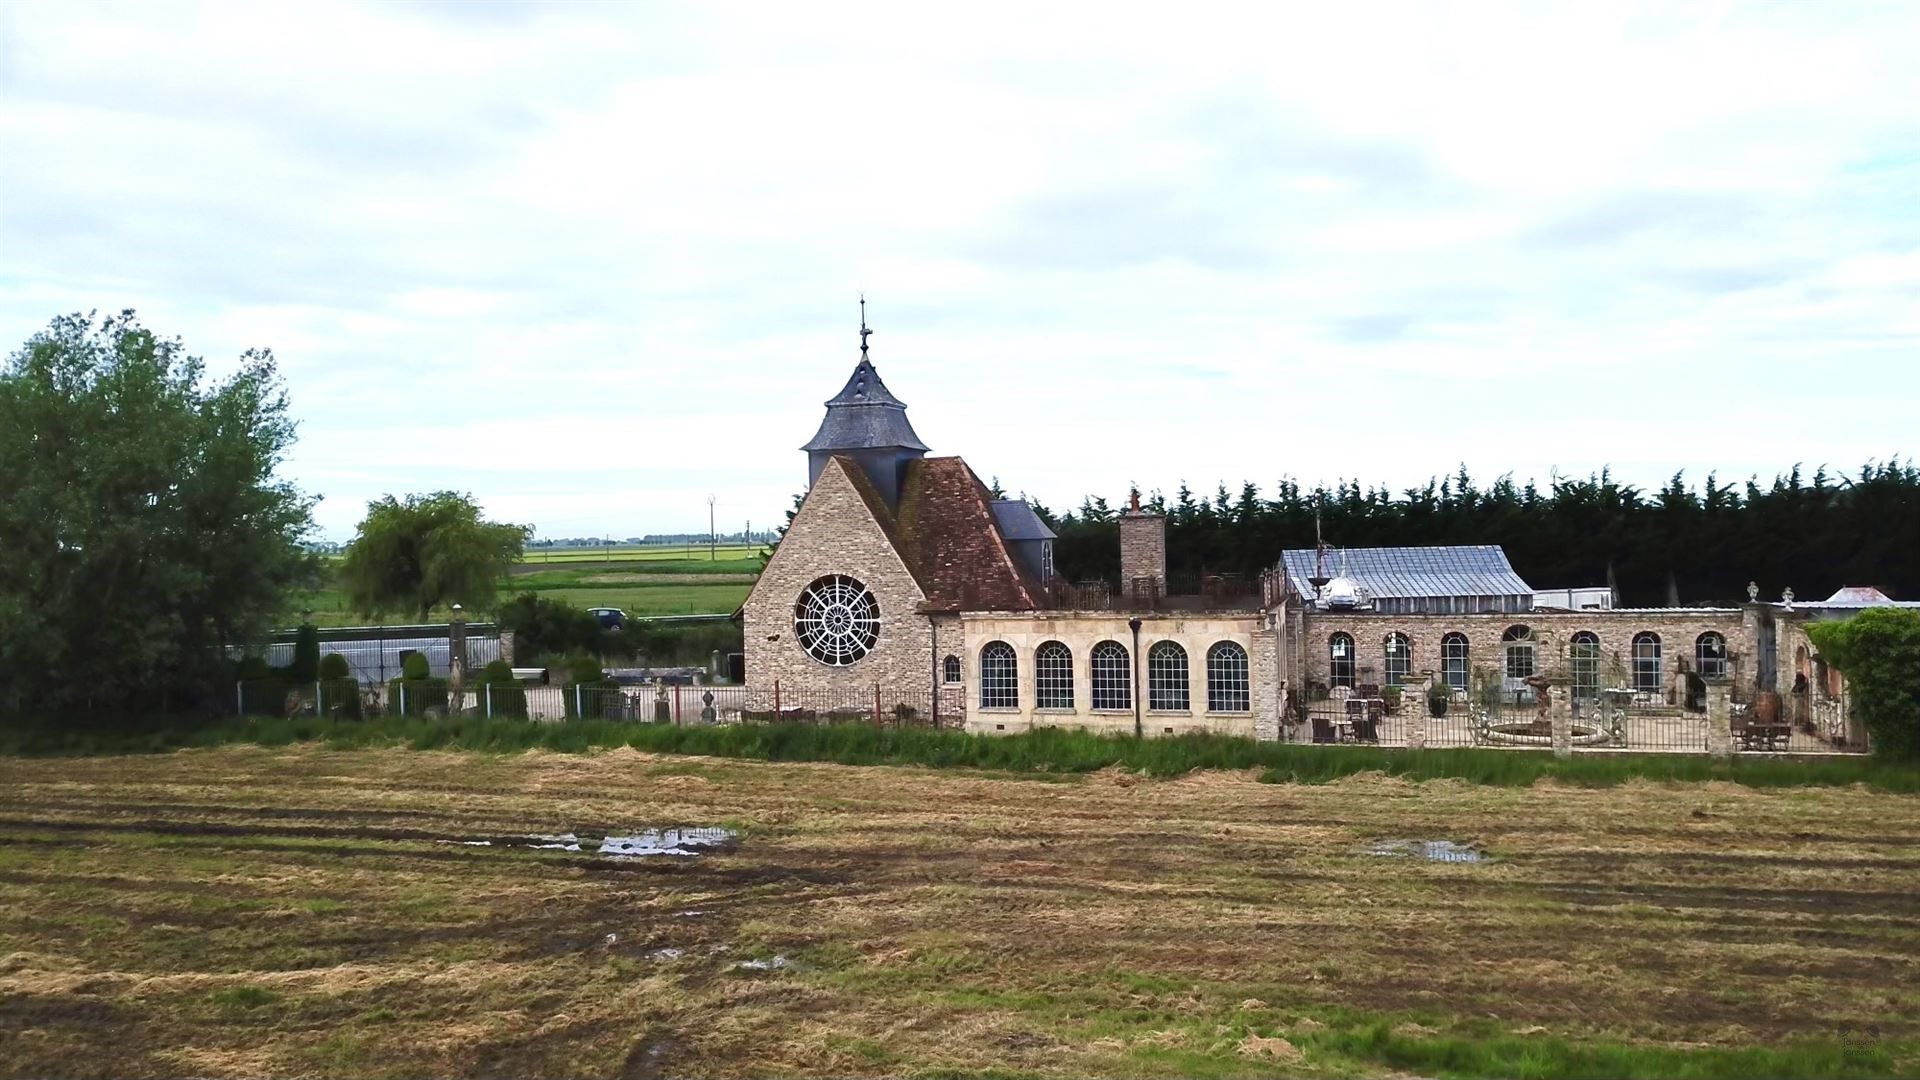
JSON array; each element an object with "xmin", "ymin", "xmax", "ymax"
[
  {"xmin": 873, "ymin": 684, "xmax": 881, "ymax": 726},
  {"xmin": 573, "ymin": 683, "xmax": 582, "ymax": 719},
  {"xmin": 675, "ymin": 684, "xmax": 683, "ymax": 725},
  {"xmin": 485, "ymin": 683, "xmax": 493, "ymax": 719},
  {"xmin": 315, "ymin": 680, "xmax": 323, "ymax": 718},
  {"xmin": 400, "ymin": 681, "xmax": 408, "ymax": 718},
  {"xmin": 773, "ymin": 679, "xmax": 780, "ymax": 718},
  {"xmin": 236, "ymin": 682, "xmax": 244, "ymax": 718}
]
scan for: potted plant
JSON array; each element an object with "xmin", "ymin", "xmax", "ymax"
[{"xmin": 1427, "ymin": 681, "xmax": 1449, "ymax": 718}]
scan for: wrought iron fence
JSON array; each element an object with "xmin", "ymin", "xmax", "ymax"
[
  {"xmin": 1041, "ymin": 573, "xmax": 1268, "ymax": 612},
  {"xmin": 237, "ymin": 680, "xmax": 952, "ymax": 729}
]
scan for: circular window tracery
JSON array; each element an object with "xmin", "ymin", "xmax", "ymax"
[{"xmin": 793, "ymin": 575, "xmax": 880, "ymax": 666}]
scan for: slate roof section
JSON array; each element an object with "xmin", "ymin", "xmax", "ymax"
[
  {"xmin": 989, "ymin": 500, "xmax": 1057, "ymax": 541},
  {"xmin": 1280, "ymin": 545, "xmax": 1535, "ymax": 604},
  {"xmin": 800, "ymin": 359, "xmax": 930, "ymax": 453}
]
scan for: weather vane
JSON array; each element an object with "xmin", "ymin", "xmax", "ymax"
[{"xmin": 859, "ymin": 294, "xmax": 872, "ymax": 361}]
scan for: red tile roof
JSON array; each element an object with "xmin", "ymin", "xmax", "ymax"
[{"xmin": 832, "ymin": 454, "xmax": 1044, "ymax": 613}]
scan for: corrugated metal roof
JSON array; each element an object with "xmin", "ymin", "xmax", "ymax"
[
  {"xmin": 989, "ymin": 500, "xmax": 1056, "ymax": 541},
  {"xmin": 1281, "ymin": 545, "xmax": 1534, "ymax": 602}
]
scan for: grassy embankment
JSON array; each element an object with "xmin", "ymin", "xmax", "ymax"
[
  {"xmin": 287, "ymin": 552, "xmax": 763, "ymax": 627},
  {"xmin": 1, "ymin": 744, "xmax": 1915, "ymax": 1077},
  {"xmin": 5, "ymin": 715, "xmax": 1917, "ymax": 794}
]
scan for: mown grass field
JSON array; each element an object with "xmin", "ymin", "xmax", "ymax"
[
  {"xmin": 520, "ymin": 544, "xmax": 763, "ymax": 564},
  {"xmin": 2, "ymin": 744, "xmax": 1916, "ymax": 1078},
  {"xmin": 288, "ymin": 554, "xmax": 764, "ymax": 627}
]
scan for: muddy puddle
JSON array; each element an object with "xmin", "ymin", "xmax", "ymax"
[
  {"xmin": 729, "ymin": 955, "xmax": 798, "ymax": 973},
  {"xmin": 439, "ymin": 827, "xmax": 739, "ymax": 858},
  {"xmin": 1368, "ymin": 839, "xmax": 1486, "ymax": 863}
]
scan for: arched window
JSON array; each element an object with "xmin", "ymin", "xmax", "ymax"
[
  {"xmin": 1570, "ymin": 632, "xmax": 1601, "ymax": 701},
  {"xmin": 1695, "ymin": 632, "xmax": 1727, "ymax": 679},
  {"xmin": 1206, "ymin": 642, "xmax": 1250, "ymax": 712},
  {"xmin": 979, "ymin": 642, "xmax": 1017, "ymax": 709},
  {"xmin": 942, "ymin": 654, "xmax": 961, "ymax": 684},
  {"xmin": 1502, "ymin": 625, "xmax": 1536, "ymax": 681},
  {"xmin": 1632, "ymin": 632, "xmax": 1662, "ymax": 694},
  {"xmin": 1328, "ymin": 633, "xmax": 1355, "ymax": 689},
  {"xmin": 1383, "ymin": 633, "xmax": 1411, "ymax": 687},
  {"xmin": 1148, "ymin": 641, "xmax": 1189, "ymax": 711},
  {"xmin": 1035, "ymin": 641, "xmax": 1074, "ymax": 709},
  {"xmin": 1441, "ymin": 633, "xmax": 1469, "ymax": 691},
  {"xmin": 1091, "ymin": 640, "xmax": 1131, "ymax": 711}
]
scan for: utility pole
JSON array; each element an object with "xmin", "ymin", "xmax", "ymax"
[{"xmin": 708, "ymin": 495, "xmax": 716, "ymax": 561}]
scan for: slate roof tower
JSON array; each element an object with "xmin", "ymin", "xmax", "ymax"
[{"xmin": 800, "ymin": 300, "xmax": 929, "ymax": 506}]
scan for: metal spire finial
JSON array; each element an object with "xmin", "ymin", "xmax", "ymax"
[{"xmin": 859, "ymin": 295, "xmax": 872, "ymax": 362}]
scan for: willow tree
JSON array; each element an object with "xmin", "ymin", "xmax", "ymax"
[
  {"xmin": 0, "ymin": 311, "xmax": 317, "ymax": 720},
  {"xmin": 339, "ymin": 492, "xmax": 528, "ymax": 621}
]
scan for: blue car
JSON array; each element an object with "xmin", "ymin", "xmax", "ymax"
[{"xmin": 588, "ymin": 607, "xmax": 627, "ymax": 632}]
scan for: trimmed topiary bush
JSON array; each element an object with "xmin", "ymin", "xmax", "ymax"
[
  {"xmin": 479, "ymin": 659, "xmax": 527, "ymax": 719},
  {"xmin": 563, "ymin": 657, "xmax": 622, "ymax": 721},
  {"xmin": 316, "ymin": 653, "xmax": 361, "ymax": 720},
  {"xmin": 288, "ymin": 624, "xmax": 321, "ymax": 683},
  {"xmin": 388, "ymin": 652, "xmax": 447, "ymax": 717}
]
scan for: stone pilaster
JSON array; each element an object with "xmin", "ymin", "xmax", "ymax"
[
  {"xmin": 1549, "ymin": 685, "xmax": 1572, "ymax": 759},
  {"xmin": 1405, "ymin": 671, "xmax": 1431, "ymax": 751},
  {"xmin": 1706, "ymin": 682, "xmax": 1733, "ymax": 761}
]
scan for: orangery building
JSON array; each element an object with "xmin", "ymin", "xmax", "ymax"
[{"xmin": 741, "ymin": 340, "xmax": 1894, "ymax": 752}]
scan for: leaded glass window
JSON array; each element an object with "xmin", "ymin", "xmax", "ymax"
[
  {"xmin": 1148, "ymin": 641, "xmax": 1189, "ymax": 711},
  {"xmin": 1503, "ymin": 625, "xmax": 1536, "ymax": 681},
  {"xmin": 1570, "ymin": 632, "xmax": 1601, "ymax": 701},
  {"xmin": 1383, "ymin": 633, "xmax": 1411, "ymax": 687},
  {"xmin": 1091, "ymin": 640, "xmax": 1131, "ymax": 710},
  {"xmin": 980, "ymin": 641, "xmax": 1017, "ymax": 708},
  {"xmin": 1329, "ymin": 633, "xmax": 1355, "ymax": 689},
  {"xmin": 793, "ymin": 575, "xmax": 879, "ymax": 666},
  {"xmin": 1695, "ymin": 632, "xmax": 1727, "ymax": 679},
  {"xmin": 1206, "ymin": 641, "xmax": 1250, "ymax": 712},
  {"xmin": 1441, "ymin": 632, "xmax": 1469, "ymax": 691},
  {"xmin": 1633, "ymin": 632, "xmax": 1662, "ymax": 694},
  {"xmin": 1035, "ymin": 641, "xmax": 1074, "ymax": 709}
]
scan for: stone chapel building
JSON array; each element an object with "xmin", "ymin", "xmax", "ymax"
[{"xmin": 743, "ymin": 338, "xmax": 1892, "ymax": 748}]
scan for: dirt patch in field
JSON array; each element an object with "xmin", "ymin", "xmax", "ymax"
[{"xmin": 1, "ymin": 746, "xmax": 1917, "ymax": 1077}]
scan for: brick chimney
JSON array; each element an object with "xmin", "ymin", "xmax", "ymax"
[{"xmin": 1118, "ymin": 489, "xmax": 1166, "ymax": 601}]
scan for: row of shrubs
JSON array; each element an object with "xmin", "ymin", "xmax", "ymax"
[
  {"xmin": 8, "ymin": 715, "xmax": 1918, "ymax": 793},
  {"xmin": 496, "ymin": 592, "xmax": 741, "ymax": 664},
  {"xmin": 236, "ymin": 653, "xmax": 624, "ymax": 722}
]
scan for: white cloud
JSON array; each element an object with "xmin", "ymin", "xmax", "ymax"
[{"xmin": 2, "ymin": 0, "xmax": 1916, "ymax": 539}]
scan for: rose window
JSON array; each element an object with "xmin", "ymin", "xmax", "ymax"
[{"xmin": 793, "ymin": 575, "xmax": 880, "ymax": 666}]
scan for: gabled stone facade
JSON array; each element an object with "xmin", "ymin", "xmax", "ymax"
[{"xmin": 742, "ymin": 456, "xmax": 934, "ymax": 701}]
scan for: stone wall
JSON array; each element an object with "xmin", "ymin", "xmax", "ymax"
[
  {"xmin": 1295, "ymin": 608, "xmax": 1750, "ymax": 703},
  {"xmin": 955, "ymin": 611, "xmax": 1266, "ymax": 738},
  {"xmin": 1118, "ymin": 511, "xmax": 1166, "ymax": 593},
  {"xmin": 741, "ymin": 457, "xmax": 935, "ymax": 704}
]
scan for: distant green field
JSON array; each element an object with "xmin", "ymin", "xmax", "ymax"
[
  {"xmin": 520, "ymin": 543, "xmax": 763, "ymax": 564},
  {"xmin": 286, "ymin": 555, "xmax": 762, "ymax": 627}
]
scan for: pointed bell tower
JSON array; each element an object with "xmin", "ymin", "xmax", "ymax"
[{"xmin": 800, "ymin": 299, "xmax": 930, "ymax": 505}]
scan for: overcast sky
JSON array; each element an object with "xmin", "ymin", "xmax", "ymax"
[{"xmin": 4, "ymin": 2, "xmax": 1917, "ymax": 541}]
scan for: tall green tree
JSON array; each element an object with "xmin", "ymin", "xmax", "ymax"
[
  {"xmin": 1807, "ymin": 608, "xmax": 1920, "ymax": 761},
  {"xmin": 339, "ymin": 492, "xmax": 528, "ymax": 621},
  {"xmin": 0, "ymin": 311, "xmax": 317, "ymax": 719}
]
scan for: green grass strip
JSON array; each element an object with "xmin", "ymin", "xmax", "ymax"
[
  {"xmin": 1299, "ymin": 1021, "xmax": 1910, "ymax": 1079},
  {"xmin": 4, "ymin": 715, "xmax": 1916, "ymax": 792}
]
